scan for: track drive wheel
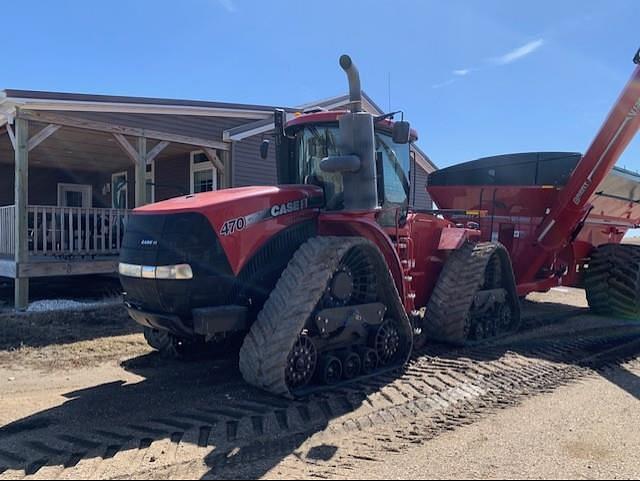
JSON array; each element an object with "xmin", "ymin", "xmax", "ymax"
[
  {"xmin": 238, "ymin": 236, "xmax": 413, "ymax": 398},
  {"xmin": 585, "ymin": 244, "xmax": 640, "ymax": 319}
]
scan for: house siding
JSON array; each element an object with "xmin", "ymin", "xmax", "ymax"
[
  {"xmin": 412, "ymin": 164, "xmax": 433, "ymax": 210},
  {"xmin": 232, "ymin": 134, "xmax": 277, "ymax": 187},
  {"xmin": 0, "ymin": 164, "xmax": 111, "ymax": 208}
]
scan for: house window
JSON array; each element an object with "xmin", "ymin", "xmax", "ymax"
[
  {"xmin": 112, "ymin": 171, "xmax": 128, "ymax": 209},
  {"xmin": 146, "ymin": 161, "xmax": 155, "ymax": 204},
  {"xmin": 190, "ymin": 151, "xmax": 218, "ymax": 194},
  {"xmin": 57, "ymin": 183, "xmax": 92, "ymax": 208}
]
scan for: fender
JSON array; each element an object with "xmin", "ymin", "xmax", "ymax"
[
  {"xmin": 317, "ymin": 212, "xmax": 406, "ymax": 302},
  {"xmin": 438, "ymin": 226, "xmax": 481, "ymax": 250}
]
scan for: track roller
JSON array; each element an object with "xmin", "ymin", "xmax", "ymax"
[
  {"xmin": 358, "ymin": 347, "xmax": 379, "ymax": 374},
  {"xmin": 320, "ymin": 356, "xmax": 343, "ymax": 385},
  {"xmin": 339, "ymin": 352, "xmax": 362, "ymax": 380}
]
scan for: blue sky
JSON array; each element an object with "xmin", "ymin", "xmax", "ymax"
[
  {"xmin": 2, "ymin": 1, "xmax": 639, "ymax": 226},
  {"xmin": 2, "ymin": 0, "xmax": 638, "ymax": 171}
]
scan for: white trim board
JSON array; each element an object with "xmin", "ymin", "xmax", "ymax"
[
  {"xmin": 111, "ymin": 171, "xmax": 128, "ymax": 209},
  {"xmin": 190, "ymin": 150, "xmax": 218, "ymax": 194},
  {"xmin": 2, "ymin": 98, "xmax": 273, "ymax": 120},
  {"xmin": 57, "ymin": 183, "xmax": 93, "ymax": 208}
]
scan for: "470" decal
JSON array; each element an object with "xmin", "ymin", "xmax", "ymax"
[{"xmin": 220, "ymin": 216, "xmax": 247, "ymax": 236}]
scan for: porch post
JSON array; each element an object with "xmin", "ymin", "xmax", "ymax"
[
  {"xmin": 222, "ymin": 148, "xmax": 232, "ymax": 189},
  {"xmin": 135, "ymin": 137, "xmax": 147, "ymax": 207},
  {"xmin": 14, "ymin": 117, "xmax": 29, "ymax": 310}
]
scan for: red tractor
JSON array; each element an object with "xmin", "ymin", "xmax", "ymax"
[{"xmin": 119, "ymin": 52, "xmax": 640, "ymax": 398}]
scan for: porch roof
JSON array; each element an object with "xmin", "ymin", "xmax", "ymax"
[
  {"xmin": 0, "ymin": 120, "xmax": 213, "ymax": 173},
  {"xmin": 0, "ymin": 89, "xmax": 299, "ymax": 119}
]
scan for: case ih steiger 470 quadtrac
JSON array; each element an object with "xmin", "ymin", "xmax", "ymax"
[{"xmin": 119, "ymin": 51, "xmax": 640, "ymax": 398}]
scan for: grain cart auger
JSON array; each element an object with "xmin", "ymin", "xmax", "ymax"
[{"xmin": 427, "ymin": 48, "xmax": 640, "ymax": 326}]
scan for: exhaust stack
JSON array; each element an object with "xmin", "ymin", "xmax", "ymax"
[
  {"xmin": 320, "ymin": 55, "xmax": 378, "ymax": 211},
  {"xmin": 339, "ymin": 54, "xmax": 362, "ymax": 113}
]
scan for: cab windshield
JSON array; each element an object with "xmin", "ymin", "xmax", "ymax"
[{"xmin": 295, "ymin": 124, "xmax": 410, "ymax": 222}]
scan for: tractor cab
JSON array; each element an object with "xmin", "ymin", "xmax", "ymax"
[{"xmin": 267, "ymin": 110, "xmax": 416, "ymax": 227}]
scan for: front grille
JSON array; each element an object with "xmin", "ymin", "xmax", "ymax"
[
  {"xmin": 231, "ymin": 220, "xmax": 316, "ymax": 309},
  {"xmin": 120, "ymin": 212, "xmax": 234, "ymax": 319}
]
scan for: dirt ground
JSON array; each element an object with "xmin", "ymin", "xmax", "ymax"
[
  {"xmin": 0, "ymin": 288, "xmax": 638, "ymax": 480},
  {"xmin": 255, "ymin": 362, "xmax": 640, "ymax": 480}
]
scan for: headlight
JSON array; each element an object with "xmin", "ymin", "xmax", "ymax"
[
  {"xmin": 141, "ymin": 266, "xmax": 156, "ymax": 279},
  {"xmin": 155, "ymin": 264, "xmax": 193, "ymax": 280},
  {"xmin": 119, "ymin": 263, "xmax": 142, "ymax": 278},
  {"xmin": 118, "ymin": 263, "xmax": 193, "ymax": 280}
]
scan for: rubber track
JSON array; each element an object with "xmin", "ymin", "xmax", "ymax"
[
  {"xmin": 585, "ymin": 244, "xmax": 640, "ymax": 319},
  {"xmin": 238, "ymin": 236, "xmax": 413, "ymax": 398},
  {"xmin": 425, "ymin": 242, "xmax": 519, "ymax": 345}
]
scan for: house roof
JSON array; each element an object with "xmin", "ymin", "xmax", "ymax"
[
  {"xmin": 0, "ymin": 88, "xmax": 437, "ymax": 172},
  {"xmin": 0, "ymin": 89, "xmax": 299, "ymax": 119}
]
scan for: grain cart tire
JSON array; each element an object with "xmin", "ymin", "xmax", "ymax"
[
  {"xmin": 585, "ymin": 244, "xmax": 640, "ymax": 319},
  {"xmin": 239, "ymin": 236, "xmax": 413, "ymax": 398}
]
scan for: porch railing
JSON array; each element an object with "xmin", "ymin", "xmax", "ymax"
[
  {"xmin": 0, "ymin": 205, "xmax": 16, "ymax": 256},
  {"xmin": 0, "ymin": 205, "xmax": 130, "ymax": 258}
]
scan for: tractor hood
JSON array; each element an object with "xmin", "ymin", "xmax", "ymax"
[{"xmin": 132, "ymin": 185, "xmax": 324, "ymax": 274}]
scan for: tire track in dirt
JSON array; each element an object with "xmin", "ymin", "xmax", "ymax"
[{"xmin": 2, "ymin": 316, "xmax": 639, "ymax": 480}]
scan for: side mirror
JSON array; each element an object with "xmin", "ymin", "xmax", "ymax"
[
  {"xmin": 260, "ymin": 139, "xmax": 270, "ymax": 159},
  {"xmin": 320, "ymin": 154, "xmax": 361, "ymax": 173},
  {"xmin": 392, "ymin": 121, "xmax": 411, "ymax": 144}
]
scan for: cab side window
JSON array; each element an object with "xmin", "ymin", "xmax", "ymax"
[{"xmin": 376, "ymin": 134, "xmax": 410, "ymax": 226}]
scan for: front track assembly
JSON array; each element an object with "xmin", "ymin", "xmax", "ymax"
[{"xmin": 239, "ymin": 236, "xmax": 413, "ymax": 398}]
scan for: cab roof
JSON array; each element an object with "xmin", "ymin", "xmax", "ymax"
[{"xmin": 285, "ymin": 110, "xmax": 420, "ymax": 142}]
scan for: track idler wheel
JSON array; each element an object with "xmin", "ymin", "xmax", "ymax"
[
  {"xmin": 319, "ymin": 356, "xmax": 343, "ymax": 385},
  {"xmin": 497, "ymin": 302, "xmax": 516, "ymax": 333},
  {"xmin": 375, "ymin": 319, "xmax": 401, "ymax": 366},
  {"xmin": 285, "ymin": 335, "xmax": 318, "ymax": 390}
]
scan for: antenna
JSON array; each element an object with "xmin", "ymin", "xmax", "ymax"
[{"xmin": 387, "ymin": 72, "xmax": 392, "ymax": 112}]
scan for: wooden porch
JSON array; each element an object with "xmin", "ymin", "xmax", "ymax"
[
  {"xmin": 0, "ymin": 205, "xmax": 129, "ymax": 278},
  {"xmin": 0, "ymin": 105, "xmax": 234, "ymax": 310}
]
